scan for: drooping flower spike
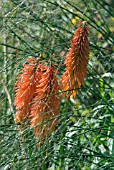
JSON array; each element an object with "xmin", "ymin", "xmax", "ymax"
[
  {"xmin": 15, "ymin": 57, "xmax": 37, "ymax": 122},
  {"xmin": 61, "ymin": 21, "xmax": 90, "ymax": 99},
  {"xmin": 15, "ymin": 57, "xmax": 44, "ymax": 123},
  {"xmin": 30, "ymin": 66, "xmax": 61, "ymax": 140}
]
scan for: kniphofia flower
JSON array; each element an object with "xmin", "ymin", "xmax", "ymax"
[
  {"xmin": 61, "ymin": 21, "xmax": 90, "ymax": 99},
  {"xmin": 30, "ymin": 66, "xmax": 61, "ymax": 140},
  {"xmin": 15, "ymin": 57, "xmax": 41, "ymax": 123}
]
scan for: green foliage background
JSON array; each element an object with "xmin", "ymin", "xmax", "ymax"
[{"xmin": 0, "ymin": 0, "xmax": 114, "ymax": 169}]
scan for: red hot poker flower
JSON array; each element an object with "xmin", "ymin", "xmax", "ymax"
[
  {"xmin": 61, "ymin": 21, "xmax": 90, "ymax": 99},
  {"xmin": 30, "ymin": 66, "xmax": 61, "ymax": 140},
  {"xmin": 15, "ymin": 57, "xmax": 42, "ymax": 123}
]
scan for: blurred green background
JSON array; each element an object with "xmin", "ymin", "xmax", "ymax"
[{"xmin": 0, "ymin": 0, "xmax": 114, "ymax": 169}]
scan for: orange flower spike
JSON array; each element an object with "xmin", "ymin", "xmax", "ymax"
[
  {"xmin": 30, "ymin": 66, "xmax": 61, "ymax": 140},
  {"xmin": 15, "ymin": 57, "xmax": 41, "ymax": 123},
  {"xmin": 61, "ymin": 21, "xmax": 90, "ymax": 99}
]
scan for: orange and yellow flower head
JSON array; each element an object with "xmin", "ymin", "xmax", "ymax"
[{"xmin": 61, "ymin": 21, "xmax": 90, "ymax": 99}]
